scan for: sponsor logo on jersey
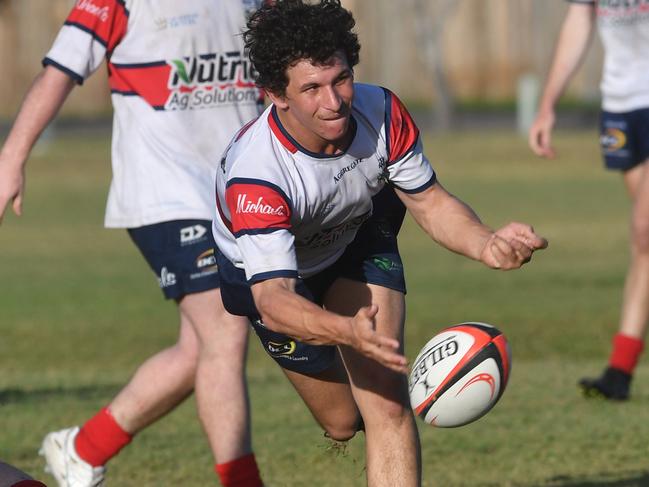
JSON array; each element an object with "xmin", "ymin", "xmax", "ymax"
[
  {"xmin": 75, "ymin": 0, "xmax": 110, "ymax": 22},
  {"xmin": 180, "ymin": 224, "xmax": 208, "ymax": 245},
  {"xmin": 154, "ymin": 13, "xmax": 200, "ymax": 31},
  {"xmin": 164, "ymin": 53, "xmax": 259, "ymax": 111},
  {"xmin": 597, "ymin": 0, "xmax": 649, "ymax": 26},
  {"xmin": 319, "ymin": 204, "xmax": 336, "ymax": 218},
  {"xmin": 236, "ymin": 194, "xmax": 287, "ymax": 216},
  {"xmin": 409, "ymin": 335, "xmax": 459, "ymax": 394},
  {"xmin": 297, "ymin": 211, "xmax": 369, "ymax": 249},
  {"xmin": 333, "ymin": 158, "xmax": 365, "ymax": 183},
  {"xmin": 157, "ymin": 267, "xmax": 177, "ymax": 288}
]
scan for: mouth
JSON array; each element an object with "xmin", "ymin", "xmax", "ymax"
[{"xmin": 321, "ymin": 114, "xmax": 348, "ymax": 122}]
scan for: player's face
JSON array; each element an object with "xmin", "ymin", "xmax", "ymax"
[{"xmin": 269, "ymin": 50, "xmax": 354, "ymax": 155}]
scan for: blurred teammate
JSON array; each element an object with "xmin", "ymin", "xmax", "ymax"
[
  {"xmin": 0, "ymin": 1, "xmax": 265, "ymax": 486},
  {"xmin": 529, "ymin": 0, "xmax": 649, "ymax": 400},
  {"xmin": 213, "ymin": 1, "xmax": 548, "ymax": 485}
]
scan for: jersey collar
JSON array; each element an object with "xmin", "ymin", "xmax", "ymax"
[{"xmin": 268, "ymin": 105, "xmax": 357, "ymax": 159}]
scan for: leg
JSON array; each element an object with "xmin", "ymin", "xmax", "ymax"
[
  {"xmin": 107, "ymin": 311, "xmax": 199, "ymax": 432},
  {"xmin": 177, "ymin": 289, "xmax": 252, "ymax": 463},
  {"xmin": 281, "ymin": 354, "xmax": 361, "ymax": 441},
  {"xmin": 619, "ymin": 160, "xmax": 649, "ymax": 339},
  {"xmin": 325, "ymin": 279, "xmax": 421, "ymax": 487},
  {"xmin": 40, "ymin": 313, "xmax": 200, "ymax": 486},
  {"xmin": 179, "ymin": 289, "xmax": 263, "ymax": 487},
  {"xmin": 580, "ymin": 161, "xmax": 649, "ymax": 399}
]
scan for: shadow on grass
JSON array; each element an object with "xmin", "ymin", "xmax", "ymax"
[
  {"xmin": 0, "ymin": 384, "xmax": 120, "ymax": 405},
  {"xmin": 539, "ymin": 471, "xmax": 649, "ymax": 487}
]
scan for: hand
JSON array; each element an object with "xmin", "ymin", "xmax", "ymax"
[
  {"xmin": 480, "ymin": 222, "xmax": 548, "ymax": 270},
  {"xmin": 528, "ymin": 109, "xmax": 557, "ymax": 158},
  {"xmin": 0, "ymin": 155, "xmax": 26, "ymax": 224},
  {"xmin": 347, "ymin": 304, "xmax": 409, "ymax": 374}
]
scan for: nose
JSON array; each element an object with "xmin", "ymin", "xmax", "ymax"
[{"xmin": 321, "ymin": 85, "xmax": 343, "ymax": 112}]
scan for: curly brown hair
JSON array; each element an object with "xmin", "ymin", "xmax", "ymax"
[{"xmin": 244, "ymin": 0, "xmax": 360, "ymax": 95}]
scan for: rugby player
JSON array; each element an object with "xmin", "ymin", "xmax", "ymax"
[
  {"xmin": 529, "ymin": 0, "xmax": 649, "ymax": 400},
  {"xmin": 213, "ymin": 1, "xmax": 548, "ymax": 485},
  {"xmin": 0, "ymin": 1, "xmax": 266, "ymax": 486}
]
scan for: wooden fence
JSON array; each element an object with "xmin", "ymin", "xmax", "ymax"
[{"xmin": 0, "ymin": 0, "xmax": 603, "ymax": 118}]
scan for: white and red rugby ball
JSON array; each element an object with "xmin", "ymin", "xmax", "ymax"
[{"xmin": 409, "ymin": 322, "xmax": 511, "ymax": 428}]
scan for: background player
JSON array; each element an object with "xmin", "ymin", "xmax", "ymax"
[
  {"xmin": 529, "ymin": 0, "xmax": 649, "ymax": 400},
  {"xmin": 0, "ymin": 1, "xmax": 265, "ymax": 486},
  {"xmin": 213, "ymin": 1, "xmax": 548, "ymax": 485}
]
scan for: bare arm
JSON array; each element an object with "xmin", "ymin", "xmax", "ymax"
[
  {"xmin": 397, "ymin": 182, "xmax": 548, "ymax": 269},
  {"xmin": 528, "ymin": 3, "xmax": 596, "ymax": 158},
  {"xmin": 251, "ymin": 277, "xmax": 408, "ymax": 373},
  {"xmin": 0, "ymin": 66, "xmax": 76, "ymax": 223}
]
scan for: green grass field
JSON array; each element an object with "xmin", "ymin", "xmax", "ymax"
[{"xmin": 2, "ymin": 130, "xmax": 649, "ymax": 486}]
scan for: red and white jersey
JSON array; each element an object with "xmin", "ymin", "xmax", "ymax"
[
  {"xmin": 44, "ymin": 0, "xmax": 264, "ymax": 228},
  {"xmin": 213, "ymin": 83, "xmax": 436, "ymax": 282},
  {"xmin": 569, "ymin": 0, "xmax": 649, "ymax": 112}
]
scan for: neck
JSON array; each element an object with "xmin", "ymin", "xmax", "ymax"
[{"xmin": 274, "ymin": 108, "xmax": 352, "ymax": 156}]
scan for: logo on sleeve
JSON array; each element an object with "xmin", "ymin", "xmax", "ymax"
[
  {"xmin": 227, "ymin": 183, "xmax": 291, "ymax": 233},
  {"xmin": 236, "ymin": 194, "xmax": 287, "ymax": 216},
  {"xmin": 75, "ymin": 0, "xmax": 110, "ymax": 22}
]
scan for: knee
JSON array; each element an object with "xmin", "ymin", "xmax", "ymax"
[
  {"xmin": 322, "ymin": 416, "xmax": 363, "ymax": 442},
  {"xmin": 173, "ymin": 339, "xmax": 200, "ymax": 372}
]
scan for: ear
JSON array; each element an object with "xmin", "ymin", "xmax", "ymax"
[{"xmin": 266, "ymin": 90, "xmax": 289, "ymax": 110}]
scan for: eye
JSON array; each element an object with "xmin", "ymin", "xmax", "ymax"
[{"xmin": 335, "ymin": 73, "xmax": 352, "ymax": 85}]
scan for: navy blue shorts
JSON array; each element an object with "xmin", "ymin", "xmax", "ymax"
[
  {"xmin": 600, "ymin": 108, "xmax": 649, "ymax": 171},
  {"xmin": 128, "ymin": 220, "xmax": 220, "ymax": 300},
  {"xmin": 218, "ymin": 194, "xmax": 407, "ymax": 375}
]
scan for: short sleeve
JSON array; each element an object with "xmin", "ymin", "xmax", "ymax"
[
  {"xmin": 43, "ymin": 0, "xmax": 129, "ymax": 84},
  {"xmin": 383, "ymin": 89, "xmax": 436, "ymax": 194},
  {"xmin": 225, "ymin": 178, "xmax": 298, "ymax": 282}
]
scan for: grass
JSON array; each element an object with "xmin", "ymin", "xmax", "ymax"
[{"xmin": 2, "ymin": 130, "xmax": 649, "ymax": 486}]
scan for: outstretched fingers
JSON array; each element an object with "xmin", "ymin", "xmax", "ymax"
[{"xmin": 351, "ymin": 305, "xmax": 408, "ymax": 374}]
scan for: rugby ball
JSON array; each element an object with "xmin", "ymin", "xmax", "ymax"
[{"xmin": 409, "ymin": 322, "xmax": 511, "ymax": 427}]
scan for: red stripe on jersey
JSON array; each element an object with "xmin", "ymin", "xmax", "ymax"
[
  {"xmin": 109, "ymin": 64, "xmax": 172, "ymax": 108},
  {"xmin": 268, "ymin": 110, "xmax": 298, "ymax": 154},
  {"xmin": 387, "ymin": 91, "xmax": 419, "ymax": 164},
  {"xmin": 65, "ymin": 0, "xmax": 128, "ymax": 52},
  {"xmin": 226, "ymin": 183, "xmax": 291, "ymax": 234}
]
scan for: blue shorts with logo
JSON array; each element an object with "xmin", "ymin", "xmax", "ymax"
[
  {"xmin": 218, "ymin": 189, "xmax": 407, "ymax": 375},
  {"xmin": 600, "ymin": 108, "xmax": 649, "ymax": 171},
  {"xmin": 128, "ymin": 219, "xmax": 220, "ymax": 300}
]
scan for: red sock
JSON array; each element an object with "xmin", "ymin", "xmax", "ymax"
[
  {"xmin": 609, "ymin": 333, "xmax": 644, "ymax": 375},
  {"xmin": 215, "ymin": 454, "xmax": 263, "ymax": 487},
  {"xmin": 74, "ymin": 407, "xmax": 133, "ymax": 467}
]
